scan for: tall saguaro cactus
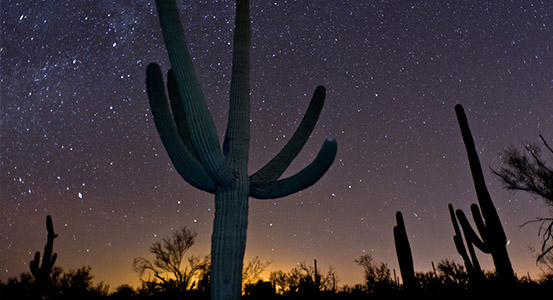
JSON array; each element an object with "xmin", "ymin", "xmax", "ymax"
[
  {"xmin": 146, "ymin": 1, "xmax": 337, "ymax": 299},
  {"xmin": 393, "ymin": 211, "xmax": 416, "ymax": 291},
  {"xmin": 453, "ymin": 104, "xmax": 515, "ymax": 283}
]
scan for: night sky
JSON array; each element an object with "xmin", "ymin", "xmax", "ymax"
[{"xmin": 1, "ymin": 0, "xmax": 552, "ymax": 289}]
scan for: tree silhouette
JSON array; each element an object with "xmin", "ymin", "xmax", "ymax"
[
  {"xmin": 110, "ymin": 284, "xmax": 137, "ymax": 299},
  {"xmin": 242, "ymin": 256, "xmax": 271, "ymax": 292},
  {"xmin": 268, "ymin": 261, "xmax": 335, "ymax": 296},
  {"xmin": 354, "ymin": 254, "xmax": 393, "ymax": 293},
  {"xmin": 492, "ymin": 135, "xmax": 553, "ymax": 262},
  {"xmin": 145, "ymin": 0, "xmax": 336, "ymax": 299},
  {"xmin": 60, "ymin": 266, "xmax": 109, "ymax": 299},
  {"xmin": 436, "ymin": 259, "xmax": 469, "ymax": 287},
  {"xmin": 133, "ymin": 227, "xmax": 209, "ymax": 293}
]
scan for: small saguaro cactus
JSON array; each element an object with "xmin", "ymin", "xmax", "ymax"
[
  {"xmin": 393, "ymin": 211, "xmax": 416, "ymax": 291},
  {"xmin": 452, "ymin": 104, "xmax": 515, "ymax": 283},
  {"xmin": 30, "ymin": 215, "xmax": 58, "ymax": 282},
  {"xmin": 146, "ymin": 0, "xmax": 337, "ymax": 299},
  {"xmin": 448, "ymin": 203, "xmax": 483, "ymax": 282},
  {"xmin": 313, "ymin": 259, "xmax": 321, "ymax": 291}
]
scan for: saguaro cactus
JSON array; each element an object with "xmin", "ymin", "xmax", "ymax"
[
  {"xmin": 313, "ymin": 259, "xmax": 321, "ymax": 291},
  {"xmin": 453, "ymin": 104, "xmax": 515, "ymax": 283},
  {"xmin": 146, "ymin": 1, "xmax": 337, "ymax": 299},
  {"xmin": 393, "ymin": 211, "xmax": 416, "ymax": 291},
  {"xmin": 30, "ymin": 215, "xmax": 58, "ymax": 283},
  {"xmin": 448, "ymin": 203, "xmax": 483, "ymax": 282}
]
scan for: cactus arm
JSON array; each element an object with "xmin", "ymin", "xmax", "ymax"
[
  {"xmin": 155, "ymin": 0, "xmax": 234, "ymax": 186},
  {"xmin": 453, "ymin": 235, "xmax": 473, "ymax": 269},
  {"xmin": 470, "ymin": 203, "xmax": 491, "ymax": 244},
  {"xmin": 455, "ymin": 209, "xmax": 490, "ymax": 253},
  {"xmin": 249, "ymin": 138, "xmax": 337, "ymax": 199},
  {"xmin": 449, "ymin": 204, "xmax": 462, "ymax": 240},
  {"xmin": 250, "ymin": 86, "xmax": 327, "ymax": 184},
  {"xmin": 449, "ymin": 204, "xmax": 471, "ymax": 258},
  {"xmin": 449, "ymin": 204, "xmax": 477, "ymax": 276},
  {"xmin": 147, "ymin": 63, "xmax": 216, "ymax": 193},
  {"xmin": 466, "ymin": 242, "xmax": 482, "ymax": 275},
  {"xmin": 167, "ymin": 69, "xmax": 200, "ymax": 161},
  {"xmin": 223, "ymin": 0, "xmax": 251, "ymax": 168},
  {"xmin": 30, "ymin": 252, "xmax": 41, "ymax": 277}
]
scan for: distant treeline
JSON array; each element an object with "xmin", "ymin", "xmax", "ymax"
[{"xmin": 1, "ymin": 258, "xmax": 553, "ymax": 300}]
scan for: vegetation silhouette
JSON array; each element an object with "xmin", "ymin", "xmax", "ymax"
[
  {"xmin": 145, "ymin": 0, "xmax": 336, "ymax": 298},
  {"xmin": 268, "ymin": 259, "xmax": 337, "ymax": 297},
  {"xmin": 3, "ymin": 208, "xmax": 553, "ymax": 299},
  {"xmin": 4, "ymin": 260, "xmax": 552, "ymax": 299},
  {"xmin": 492, "ymin": 134, "xmax": 553, "ymax": 263},
  {"xmin": 241, "ymin": 256, "xmax": 272, "ymax": 293},
  {"xmin": 449, "ymin": 104, "xmax": 516, "ymax": 284},
  {"xmin": 1, "ymin": 264, "xmax": 109, "ymax": 299},
  {"xmin": 354, "ymin": 254, "xmax": 395, "ymax": 294},
  {"xmin": 132, "ymin": 227, "xmax": 210, "ymax": 296}
]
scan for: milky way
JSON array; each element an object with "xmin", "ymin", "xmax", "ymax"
[{"xmin": 1, "ymin": 0, "xmax": 552, "ymax": 288}]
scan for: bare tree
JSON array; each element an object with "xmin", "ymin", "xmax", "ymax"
[
  {"xmin": 492, "ymin": 135, "xmax": 553, "ymax": 262},
  {"xmin": 354, "ymin": 254, "xmax": 392, "ymax": 292},
  {"xmin": 269, "ymin": 270, "xmax": 288, "ymax": 294},
  {"xmin": 242, "ymin": 256, "xmax": 271, "ymax": 291},
  {"xmin": 133, "ymin": 227, "xmax": 209, "ymax": 292}
]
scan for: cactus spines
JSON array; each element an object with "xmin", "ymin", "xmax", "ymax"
[
  {"xmin": 147, "ymin": 0, "xmax": 337, "ymax": 299},
  {"xmin": 453, "ymin": 104, "xmax": 515, "ymax": 283},
  {"xmin": 393, "ymin": 211, "xmax": 416, "ymax": 291},
  {"xmin": 30, "ymin": 215, "xmax": 58, "ymax": 282}
]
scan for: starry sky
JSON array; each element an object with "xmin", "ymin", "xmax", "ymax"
[{"xmin": 1, "ymin": 0, "xmax": 552, "ymax": 289}]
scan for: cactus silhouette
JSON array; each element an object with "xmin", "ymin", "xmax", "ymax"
[
  {"xmin": 448, "ymin": 203, "xmax": 483, "ymax": 283},
  {"xmin": 452, "ymin": 104, "xmax": 515, "ymax": 283},
  {"xmin": 30, "ymin": 215, "xmax": 58, "ymax": 282},
  {"xmin": 314, "ymin": 259, "xmax": 321, "ymax": 291},
  {"xmin": 146, "ymin": 0, "xmax": 337, "ymax": 299},
  {"xmin": 393, "ymin": 211, "xmax": 416, "ymax": 291}
]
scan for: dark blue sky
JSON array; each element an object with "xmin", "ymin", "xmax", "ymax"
[{"xmin": 1, "ymin": 0, "xmax": 552, "ymax": 288}]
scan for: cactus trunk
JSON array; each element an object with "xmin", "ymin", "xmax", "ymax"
[
  {"xmin": 211, "ymin": 185, "xmax": 249, "ymax": 300},
  {"xmin": 393, "ymin": 211, "xmax": 416, "ymax": 291}
]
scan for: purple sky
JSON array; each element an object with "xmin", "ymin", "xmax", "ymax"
[{"xmin": 2, "ymin": 0, "xmax": 552, "ymax": 288}]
